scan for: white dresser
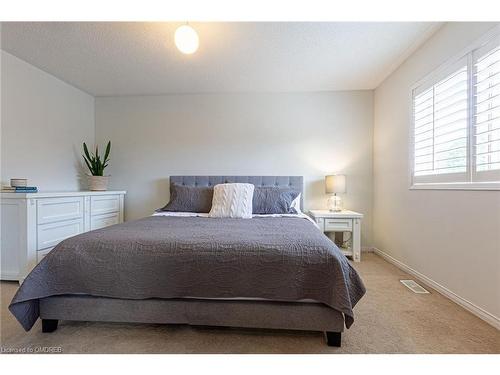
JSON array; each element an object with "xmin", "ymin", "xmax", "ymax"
[{"xmin": 1, "ymin": 191, "xmax": 126, "ymax": 281}]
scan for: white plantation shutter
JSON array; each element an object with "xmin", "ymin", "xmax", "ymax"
[
  {"xmin": 473, "ymin": 39, "xmax": 500, "ymax": 181},
  {"xmin": 412, "ymin": 59, "xmax": 469, "ymax": 183},
  {"xmin": 411, "ymin": 29, "xmax": 500, "ymax": 188}
]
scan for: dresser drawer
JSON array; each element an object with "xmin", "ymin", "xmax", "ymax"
[
  {"xmin": 91, "ymin": 212, "xmax": 119, "ymax": 230},
  {"xmin": 37, "ymin": 197, "xmax": 84, "ymax": 224},
  {"xmin": 37, "ymin": 218, "xmax": 84, "ymax": 250},
  {"xmin": 37, "ymin": 247, "xmax": 53, "ymax": 263},
  {"xmin": 91, "ymin": 195, "xmax": 120, "ymax": 216},
  {"xmin": 324, "ymin": 218, "xmax": 353, "ymax": 232}
]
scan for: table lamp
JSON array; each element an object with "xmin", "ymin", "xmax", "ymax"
[{"xmin": 325, "ymin": 175, "xmax": 346, "ymax": 212}]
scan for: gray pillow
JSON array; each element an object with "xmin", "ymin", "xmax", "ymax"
[
  {"xmin": 158, "ymin": 183, "xmax": 214, "ymax": 213},
  {"xmin": 252, "ymin": 187, "xmax": 300, "ymax": 214}
]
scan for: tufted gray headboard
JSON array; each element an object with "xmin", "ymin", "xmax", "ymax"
[{"xmin": 169, "ymin": 176, "xmax": 304, "ymax": 208}]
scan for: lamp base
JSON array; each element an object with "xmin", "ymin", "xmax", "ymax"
[{"xmin": 327, "ymin": 195, "xmax": 343, "ymax": 212}]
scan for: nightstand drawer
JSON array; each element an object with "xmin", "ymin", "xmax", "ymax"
[{"xmin": 325, "ymin": 218, "xmax": 352, "ymax": 231}]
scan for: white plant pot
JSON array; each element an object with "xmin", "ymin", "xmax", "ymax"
[{"xmin": 87, "ymin": 175, "xmax": 109, "ymax": 191}]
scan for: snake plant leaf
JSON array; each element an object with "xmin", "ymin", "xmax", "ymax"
[
  {"xmin": 83, "ymin": 142, "xmax": 92, "ymax": 161},
  {"xmin": 104, "ymin": 141, "xmax": 111, "ymax": 162},
  {"xmin": 82, "ymin": 154, "xmax": 93, "ymax": 174}
]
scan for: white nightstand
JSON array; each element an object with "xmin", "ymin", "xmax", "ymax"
[{"xmin": 309, "ymin": 210, "xmax": 363, "ymax": 262}]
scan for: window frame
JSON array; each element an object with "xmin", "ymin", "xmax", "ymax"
[{"xmin": 409, "ymin": 25, "xmax": 500, "ymax": 191}]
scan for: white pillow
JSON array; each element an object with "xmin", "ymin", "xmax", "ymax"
[
  {"xmin": 290, "ymin": 193, "xmax": 302, "ymax": 214},
  {"xmin": 209, "ymin": 183, "xmax": 255, "ymax": 219}
]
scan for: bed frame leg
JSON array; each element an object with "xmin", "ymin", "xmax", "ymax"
[
  {"xmin": 325, "ymin": 331, "xmax": 341, "ymax": 347},
  {"xmin": 42, "ymin": 319, "xmax": 58, "ymax": 333}
]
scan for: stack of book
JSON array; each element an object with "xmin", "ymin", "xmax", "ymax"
[{"xmin": 1, "ymin": 186, "xmax": 38, "ymax": 193}]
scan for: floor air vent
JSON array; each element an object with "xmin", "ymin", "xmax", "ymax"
[{"xmin": 400, "ymin": 279, "xmax": 429, "ymax": 294}]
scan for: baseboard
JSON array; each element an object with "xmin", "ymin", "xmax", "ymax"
[
  {"xmin": 0, "ymin": 271, "xmax": 20, "ymax": 281},
  {"xmin": 373, "ymin": 247, "xmax": 500, "ymax": 330}
]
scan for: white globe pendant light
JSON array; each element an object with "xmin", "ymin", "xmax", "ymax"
[{"xmin": 175, "ymin": 24, "xmax": 199, "ymax": 54}]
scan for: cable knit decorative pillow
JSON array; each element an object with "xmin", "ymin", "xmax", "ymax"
[{"xmin": 208, "ymin": 183, "xmax": 255, "ymax": 219}]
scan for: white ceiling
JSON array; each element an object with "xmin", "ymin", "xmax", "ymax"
[{"xmin": 1, "ymin": 22, "xmax": 442, "ymax": 96}]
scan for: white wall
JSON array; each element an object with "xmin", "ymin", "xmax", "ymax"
[
  {"xmin": 373, "ymin": 23, "xmax": 500, "ymax": 323},
  {"xmin": 96, "ymin": 92, "xmax": 374, "ymax": 245},
  {"xmin": 1, "ymin": 51, "xmax": 95, "ymax": 190}
]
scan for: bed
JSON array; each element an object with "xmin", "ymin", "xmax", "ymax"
[{"xmin": 9, "ymin": 176, "xmax": 365, "ymax": 347}]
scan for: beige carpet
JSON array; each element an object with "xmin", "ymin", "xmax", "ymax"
[{"xmin": 1, "ymin": 253, "xmax": 498, "ymax": 354}]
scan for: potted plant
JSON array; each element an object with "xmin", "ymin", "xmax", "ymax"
[{"xmin": 82, "ymin": 141, "xmax": 111, "ymax": 191}]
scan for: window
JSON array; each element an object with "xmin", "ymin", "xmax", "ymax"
[{"xmin": 411, "ymin": 29, "xmax": 500, "ymax": 189}]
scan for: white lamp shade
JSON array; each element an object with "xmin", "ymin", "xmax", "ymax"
[{"xmin": 325, "ymin": 175, "xmax": 346, "ymax": 194}]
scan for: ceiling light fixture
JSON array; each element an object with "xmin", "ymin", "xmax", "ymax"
[{"xmin": 175, "ymin": 24, "xmax": 199, "ymax": 54}]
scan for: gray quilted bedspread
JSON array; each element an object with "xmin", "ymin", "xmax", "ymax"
[{"xmin": 10, "ymin": 216, "xmax": 366, "ymax": 331}]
